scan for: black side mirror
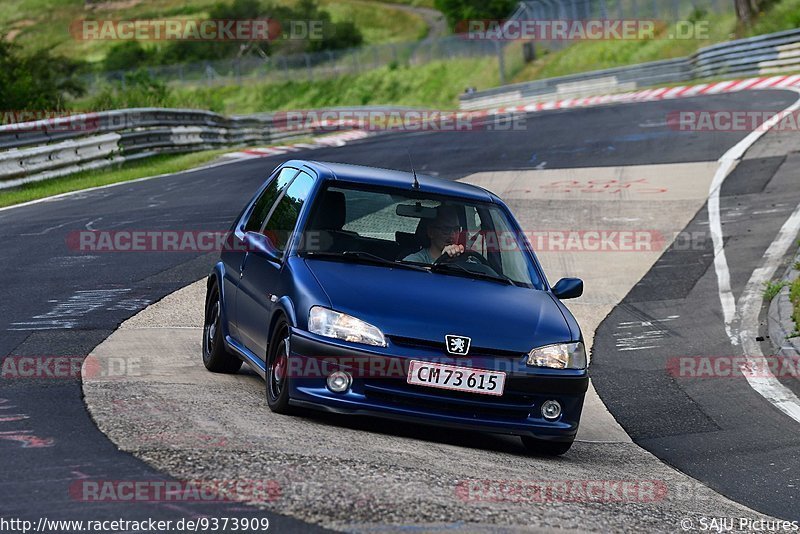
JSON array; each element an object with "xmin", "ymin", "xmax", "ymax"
[
  {"xmin": 244, "ymin": 231, "xmax": 281, "ymax": 262},
  {"xmin": 552, "ymin": 278, "xmax": 583, "ymax": 299}
]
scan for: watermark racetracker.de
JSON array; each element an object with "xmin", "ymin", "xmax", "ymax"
[
  {"xmin": 457, "ymin": 18, "xmax": 709, "ymax": 40},
  {"xmin": 65, "ymin": 229, "xmax": 715, "ymax": 254}
]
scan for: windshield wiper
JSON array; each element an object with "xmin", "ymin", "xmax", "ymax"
[
  {"xmin": 304, "ymin": 251, "xmax": 428, "ymax": 272},
  {"xmin": 430, "ymin": 262, "xmax": 516, "ymax": 286}
]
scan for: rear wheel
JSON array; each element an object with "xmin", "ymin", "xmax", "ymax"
[
  {"xmin": 202, "ymin": 281, "xmax": 242, "ymax": 374},
  {"xmin": 266, "ymin": 319, "xmax": 294, "ymax": 414},
  {"xmin": 521, "ymin": 436, "xmax": 573, "ymax": 456}
]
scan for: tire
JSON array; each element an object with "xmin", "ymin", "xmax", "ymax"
[
  {"xmin": 266, "ymin": 319, "xmax": 294, "ymax": 414},
  {"xmin": 521, "ymin": 436, "xmax": 573, "ymax": 456},
  {"xmin": 202, "ymin": 281, "xmax": 242, "ymax": 374}
]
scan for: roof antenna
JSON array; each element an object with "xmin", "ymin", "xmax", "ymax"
[{"xmin": 406, "ymin": 148, "xmax": 420, "ymax": 189}]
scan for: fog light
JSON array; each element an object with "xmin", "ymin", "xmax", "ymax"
[
  {"xmin": 326, "ymin": 371, "xmax": 352, "ymax": 393},
  {"xmin": 541, "ymin": 400, "xmax": 562, "ymax": 420}
]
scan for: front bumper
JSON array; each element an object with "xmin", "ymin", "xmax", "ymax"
[{"xmin": 287, "ymin": 330, "xmax": 588, "ymax": 441}]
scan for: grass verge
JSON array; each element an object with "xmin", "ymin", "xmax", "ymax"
[
  {"xmin": 763, "ymin": 280, "xmax": 787, "ymax": 302},
  {"xmin": 792, "ymin": 270, "xmax": 800, "ymax": 336},
  {"xmin": 212, "ymin": 57, "xmax": 505, "ymax": 111},
  {"xmin": 70, "ymin": 56, "xmax": 509, "ymax": 113},
  {"xmin": 0, "ymin": 149, "xmax": 236, "ymax": 209},
  {"xmin": 511, "ymin": 12, "xmax": 739, "ymax": 84}
]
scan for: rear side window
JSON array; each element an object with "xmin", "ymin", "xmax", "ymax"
[
  {"xmin": 243, "ymin": 167, "xmax": 298, "ymax": 233},
  {"xmin": 263, "ymin": 170, "xmax": 315, "ymax": 252},
  {"xmin": 341, "ymin": 190, "xmax": 424, "ymax": 239}
]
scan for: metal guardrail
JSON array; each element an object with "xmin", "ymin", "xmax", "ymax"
[
  {"xmin": 460, "ymin": 58, "xmax": 692, "ymax": 110},
  {"xmin": 460, "ymin": 28, "xmax": 800, "ymax": 110},
  {"xmin": 693, "ymin": 27, "xmax": 800, "ymax": 78},
  {"xmin": 0, "ymin": 108, "xmax": 312, "ymax": 190}
]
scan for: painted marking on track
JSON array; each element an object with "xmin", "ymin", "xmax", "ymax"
[
  {"xmin": 614, "ymin": 315, "xmax": 680, "ymax": 351},
  {"xmin": 737, "ymin": 202, "xmax": 800, "ymax": 424},
  {"xmin": 0, "ymin": 431, "xmax": 55, "ymax": 448},
  {"xmin": 708, "ymin": 88, "xmax": 800, "ymax": 346},
  {"xmin": 8, "ymin": 289, "xmax": 150, "ymax": 330},
  {"xmin": 705, "ymin": 87, "xmax": 800, "ymax": 423},
  {"xmin": 538, "ymin": 178, "xmax": 667, "ymax": 195},
  {"xmin": 0, "ymin": 399, "xmax": 54, "ymax": 448}
]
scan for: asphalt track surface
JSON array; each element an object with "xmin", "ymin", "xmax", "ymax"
[
  {"xmin": 591, "ymin": 130, "xmax": 800, "ymax": 518},
  {"xmin": 0, "ymin": 90, "xmax": 797, "ymax": 527}
]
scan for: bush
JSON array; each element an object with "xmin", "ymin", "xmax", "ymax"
[
  {"xmin": 84, "ymin": 70, "xmax": 224, "ymax": 112},
  {"xmin": 0, "ymin": 41, "xmax": 85, "ymax": 110},
  {"xmin": 87, "ymin": 71, "xmax": 169, "ymax": 109},
  {"xmin": 150, "ymin": 0, "xmax": 363, "ymax": 66},
  {"xmin": 294, "ymin": 0, "xmax": 363, "ymax": 52},
  {"xmin": 104, "ymin": 42, "xmax": 156, "ymax": 72},
  {"xmin": 434, "ymin": 0, "xmax": 516, "ymax": 30}
]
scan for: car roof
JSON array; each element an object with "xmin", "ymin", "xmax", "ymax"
[{"xmin": 287, "ymin": 160, "xmax": 497, "ymax": 203}]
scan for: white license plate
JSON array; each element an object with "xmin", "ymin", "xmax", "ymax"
[{"xmin": 406, "ymin": 360, "xmax": 506, "ymax": 396}]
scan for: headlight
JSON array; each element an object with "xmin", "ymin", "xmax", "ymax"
[
  {"xmin": 527, "ymin": 342, "xmax": 586, "ymax": 369},
  {"xmin": 308, "ymin": 306, "xmax": 387, "ymax": 347}
]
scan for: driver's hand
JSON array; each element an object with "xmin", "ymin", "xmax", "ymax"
[{"xmin": 442, "ymin": 244, "xmax": 464, "ymax": 257}]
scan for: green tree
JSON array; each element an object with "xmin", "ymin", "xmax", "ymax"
[
  {"xmin": 104, "ymin": 41, "xmax": 155, "ymax": 71},
  {"xmin": 434, "ymin": 0, "xmax": 517, "ymax": 29},
  {"xmin": 0, "ymin": 41, "xmax": 85, "ymax": 110}
]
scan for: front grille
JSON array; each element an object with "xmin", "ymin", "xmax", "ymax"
[
  {"xmin": 388, "ymin": 335, "xmax": 524, "ymax": 359},
  {"xmin": 363, "ymin": 380, "xmax": 534, "ymax": 420}
]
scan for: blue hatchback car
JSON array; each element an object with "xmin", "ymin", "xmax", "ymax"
[{"xmin": 203, "ymin": 160, "xmax": 587, "ymax": 455}]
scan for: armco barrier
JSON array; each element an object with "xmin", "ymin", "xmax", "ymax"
[
  {"xmin": 460, "ymin": 58, "xmax": 692, "ymax": 110},
  {"xmin": 0, "ymin": 108, "xmax": 312, "ymax": 190},
  {"xmin": 460, "ymin": 28, "xmax": 800, "ymax": 110}
]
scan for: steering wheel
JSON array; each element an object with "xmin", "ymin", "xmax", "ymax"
[{"xmin": 433, "ymin": 249, "xmax": 493, "ymax": 269}]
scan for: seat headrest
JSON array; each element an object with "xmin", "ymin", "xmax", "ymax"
[
  {"xmin": 315, "ymin": 190, "xmax": 346, "ymax": 230},
  {"xmin": 414, "ymin": 217, "xmax": 430, "ymax": 248}
]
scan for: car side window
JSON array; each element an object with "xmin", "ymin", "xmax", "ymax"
[
  {"xmin": 243, "ymin": 167, "xmax": 299, "ymax": 234},
  {"xmin": 262, "ymin": 170, "xmax": 315, "ymax": 252}
]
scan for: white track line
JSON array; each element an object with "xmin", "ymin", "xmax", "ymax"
[
  {"xmin": 737, "ymin": 202, "xmax": 800, "ymax": 423},
  {"xmin": 708, "ymin": 88, "xmax": 800, "ymax": 345},
  {"xmin": 708, "ymin": 158, "xmax": 740, "ymax": 344},
  {"xmin": 707, "ymin": 87, "xmax": 800, "ymax": 422}
]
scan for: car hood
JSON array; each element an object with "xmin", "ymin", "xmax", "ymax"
[{"xmin": 304, "ymin": 259, "xmax": 574, "ymax": 353}]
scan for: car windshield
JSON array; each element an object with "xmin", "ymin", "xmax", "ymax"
[{"xmin": 298, "ymin": 183, "xmax": 542, "ymax": 289}]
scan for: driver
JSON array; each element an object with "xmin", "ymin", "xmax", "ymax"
[{"xmin": 404, "ymin": 205, "xmax": 464, "ymax": 264}]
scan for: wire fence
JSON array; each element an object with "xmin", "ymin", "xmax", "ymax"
[
  {"xmin": 515, "ymin": 0, "xmax": 730, "ymax": 24},
  {"xmin": 80, "ymin": 0, "xmax": 735, "ymax": 92},
  {"xmin": 81, "ymin": 36, "xmax": 508, "ymax": 91}
]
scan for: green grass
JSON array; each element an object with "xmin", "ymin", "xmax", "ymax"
[
  {"xmin": 509, "ymin": 0, "xmax": 800, "ymax": 85},
  {"xmin": 511, "ymin": 12, "xmax": 738, "ymax": 83},
  {"xmin": 318, "ymin": 0, "xmax": 426, "ymax": 44},
  {"xmin": 764, "ymin": 280, "xmax": 788, "ymax": 302},
  {"xmin": 749, "ymin": 0, "xmax": 800, "ymax": 36},
  {"xmin": 370, "ymin": 0, "xmax": 435, "ymax": 7},
  {"xmin": 69, "ymin": 56, "xmax": 504, "ymax": 113},
  {"xmin": 791, "ymin": 276, "xmax": 800, "ymax": 335},
  {"xmin": 0, "ymin": 0, "xmax": 429, "ymax": 63},
  {"xmin": 0, "ymin": 149, "xmax": 234, "ymax": 208}
]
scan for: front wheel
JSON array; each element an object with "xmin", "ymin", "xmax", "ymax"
[
  {"xmin": 202, "ymin": 281, "xmax": 242, "ymax": 374},
  {"xmin": 266, "ymin": 320, "xmax": 294, "ymax": 414},
  {"xmin": 521, "ymin": 436, "xmax": 573, "ymax": 456}
]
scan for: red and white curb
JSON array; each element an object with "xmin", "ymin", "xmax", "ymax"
[
  {"xmin": 223, "ymin": 130, "xmax": 372, "ymax": 160},
  {"xmin": 484, "ymin": 74, "xmax": 800, "ymax": 115}
]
